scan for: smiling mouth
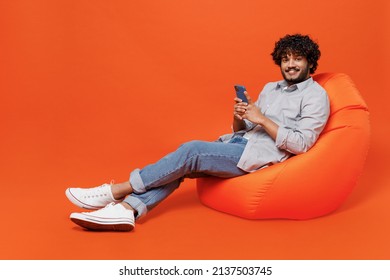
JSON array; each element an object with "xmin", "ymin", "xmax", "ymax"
[{"xmin": 286, "ymin": 67, "xmax": 300, "ymax": 74}]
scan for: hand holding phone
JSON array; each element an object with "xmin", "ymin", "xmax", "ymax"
[{"xmin": 234, "ymin": 85, "xmax": 248, "ymax": 103}]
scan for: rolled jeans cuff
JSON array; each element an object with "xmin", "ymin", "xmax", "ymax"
[
  {"xmin": 129, "ymin": 168, "xmax": 146, "ymax": 194},
  {"xmin": 123, "ymin": 196, "xmax": 148, "ymax": 220}
]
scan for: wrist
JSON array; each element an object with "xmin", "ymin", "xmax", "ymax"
[{"xmin": 254, "ymin": 116, "xmax": 266, "ymax": 126}]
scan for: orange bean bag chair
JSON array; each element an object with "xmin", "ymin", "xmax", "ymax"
[{"xmin": 197, "ymin": 73, "xmax": 370, "ymax": 219}]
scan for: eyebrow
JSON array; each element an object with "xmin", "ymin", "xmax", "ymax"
[{"xmin": 282, "ymin": 52, "xmax": 304, "ymax": 59}]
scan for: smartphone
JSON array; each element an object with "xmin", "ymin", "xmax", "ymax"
[{"xmin": 234, "ymin": 85, "xmax": 248, "ymax": 103}]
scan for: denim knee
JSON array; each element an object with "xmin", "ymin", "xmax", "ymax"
[{"xmin": 177, "ymin": 140, "xmax": 207, "ymax": 157}]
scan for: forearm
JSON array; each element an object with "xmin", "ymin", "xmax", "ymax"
[
  {"xmin": 256, "ymin": 116, "xmax": 279, "ymax": 141},
  {"xmin": 233, "ymin": 117, "xmax": 247, "ymax": 132}
]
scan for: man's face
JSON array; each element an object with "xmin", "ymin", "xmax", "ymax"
[{"xmin": 280, "ymin": 53, "xmax": 312, "ymax": 85}]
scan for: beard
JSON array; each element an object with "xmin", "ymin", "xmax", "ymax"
[{"xmin": 281, "ymin": 66, "xmax": 311, "ymax": 85}]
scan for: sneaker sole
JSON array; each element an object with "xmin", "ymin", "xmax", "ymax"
[
  {"xmin": 70, "ymin": 213, "xmax": 134, "ymax": 232},
  {"xmin": 65, "ymin": 188, "xmax": 101, "ymax": 210}
]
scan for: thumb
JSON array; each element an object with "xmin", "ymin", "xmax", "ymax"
[{"xmin": 244, "ymin": 91, "xmax": 253, "ymax": 104}]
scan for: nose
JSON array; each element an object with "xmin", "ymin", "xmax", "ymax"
[{"xmin": 287, "ymin": 58, "xmax": 296, "ymax": 68}]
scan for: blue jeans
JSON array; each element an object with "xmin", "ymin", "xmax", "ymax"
[{"xmin": 123, "ymin": 136, "xmax": 248, "ymax": 219}]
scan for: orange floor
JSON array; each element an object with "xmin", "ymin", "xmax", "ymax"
[{"xmin": 1, "ymin": 0, "xmax": 389, "ymax": 260}]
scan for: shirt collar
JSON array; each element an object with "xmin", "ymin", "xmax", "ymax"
[{"xmin": 276, "ymin": 77, "xmax": 314, "ymax": 93}]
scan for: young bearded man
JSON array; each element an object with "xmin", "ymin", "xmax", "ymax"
[{"xmin": 66, "ymin": 34, "xmax": 330, "ymax": 232}]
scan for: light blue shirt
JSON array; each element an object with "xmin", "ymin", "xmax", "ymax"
[{"xmin": 220, "ymin": 77, "xmax": 330, "ymax": 172}]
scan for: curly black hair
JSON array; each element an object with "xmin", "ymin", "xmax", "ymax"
[{"xmin": 271, "ymin": 34, "xmax": 321, "ymax": 74}]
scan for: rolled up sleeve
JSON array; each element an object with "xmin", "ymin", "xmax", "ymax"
[{"xmin": 275, "ymin": 90, "xmax": 330, "ymax": 154}]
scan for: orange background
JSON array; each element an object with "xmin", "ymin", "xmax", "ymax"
[{"xmin": 0, "ymin": 0, "xmax": 389, "ymax": 259}]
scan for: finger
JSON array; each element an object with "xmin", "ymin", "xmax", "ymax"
[
  {"xmin": 234, "ymin": 113, "xmax": 243, "ymax": 120},
  {"xmin": 234, "ymin": 105, "xmax": 247, "ymax": 113},
  {"xmin": 244, "ymin": 91, "xmax": 253, "ymax": 104},
  {"xmin": 234, "ymin": 98, "xmax": 247, "ymax": 105},
  {"xmin": 235, "ymin": 102, "xmax": 247, "ymax": 109}
]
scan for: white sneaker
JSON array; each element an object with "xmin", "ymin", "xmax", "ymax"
[
  {"xmin": 66, "ymin": 183, "xmax": 122, "ymax": 210},
  {"xmin": 70, "ymin": 203, "xmax": 135, "ymax": 231}
]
